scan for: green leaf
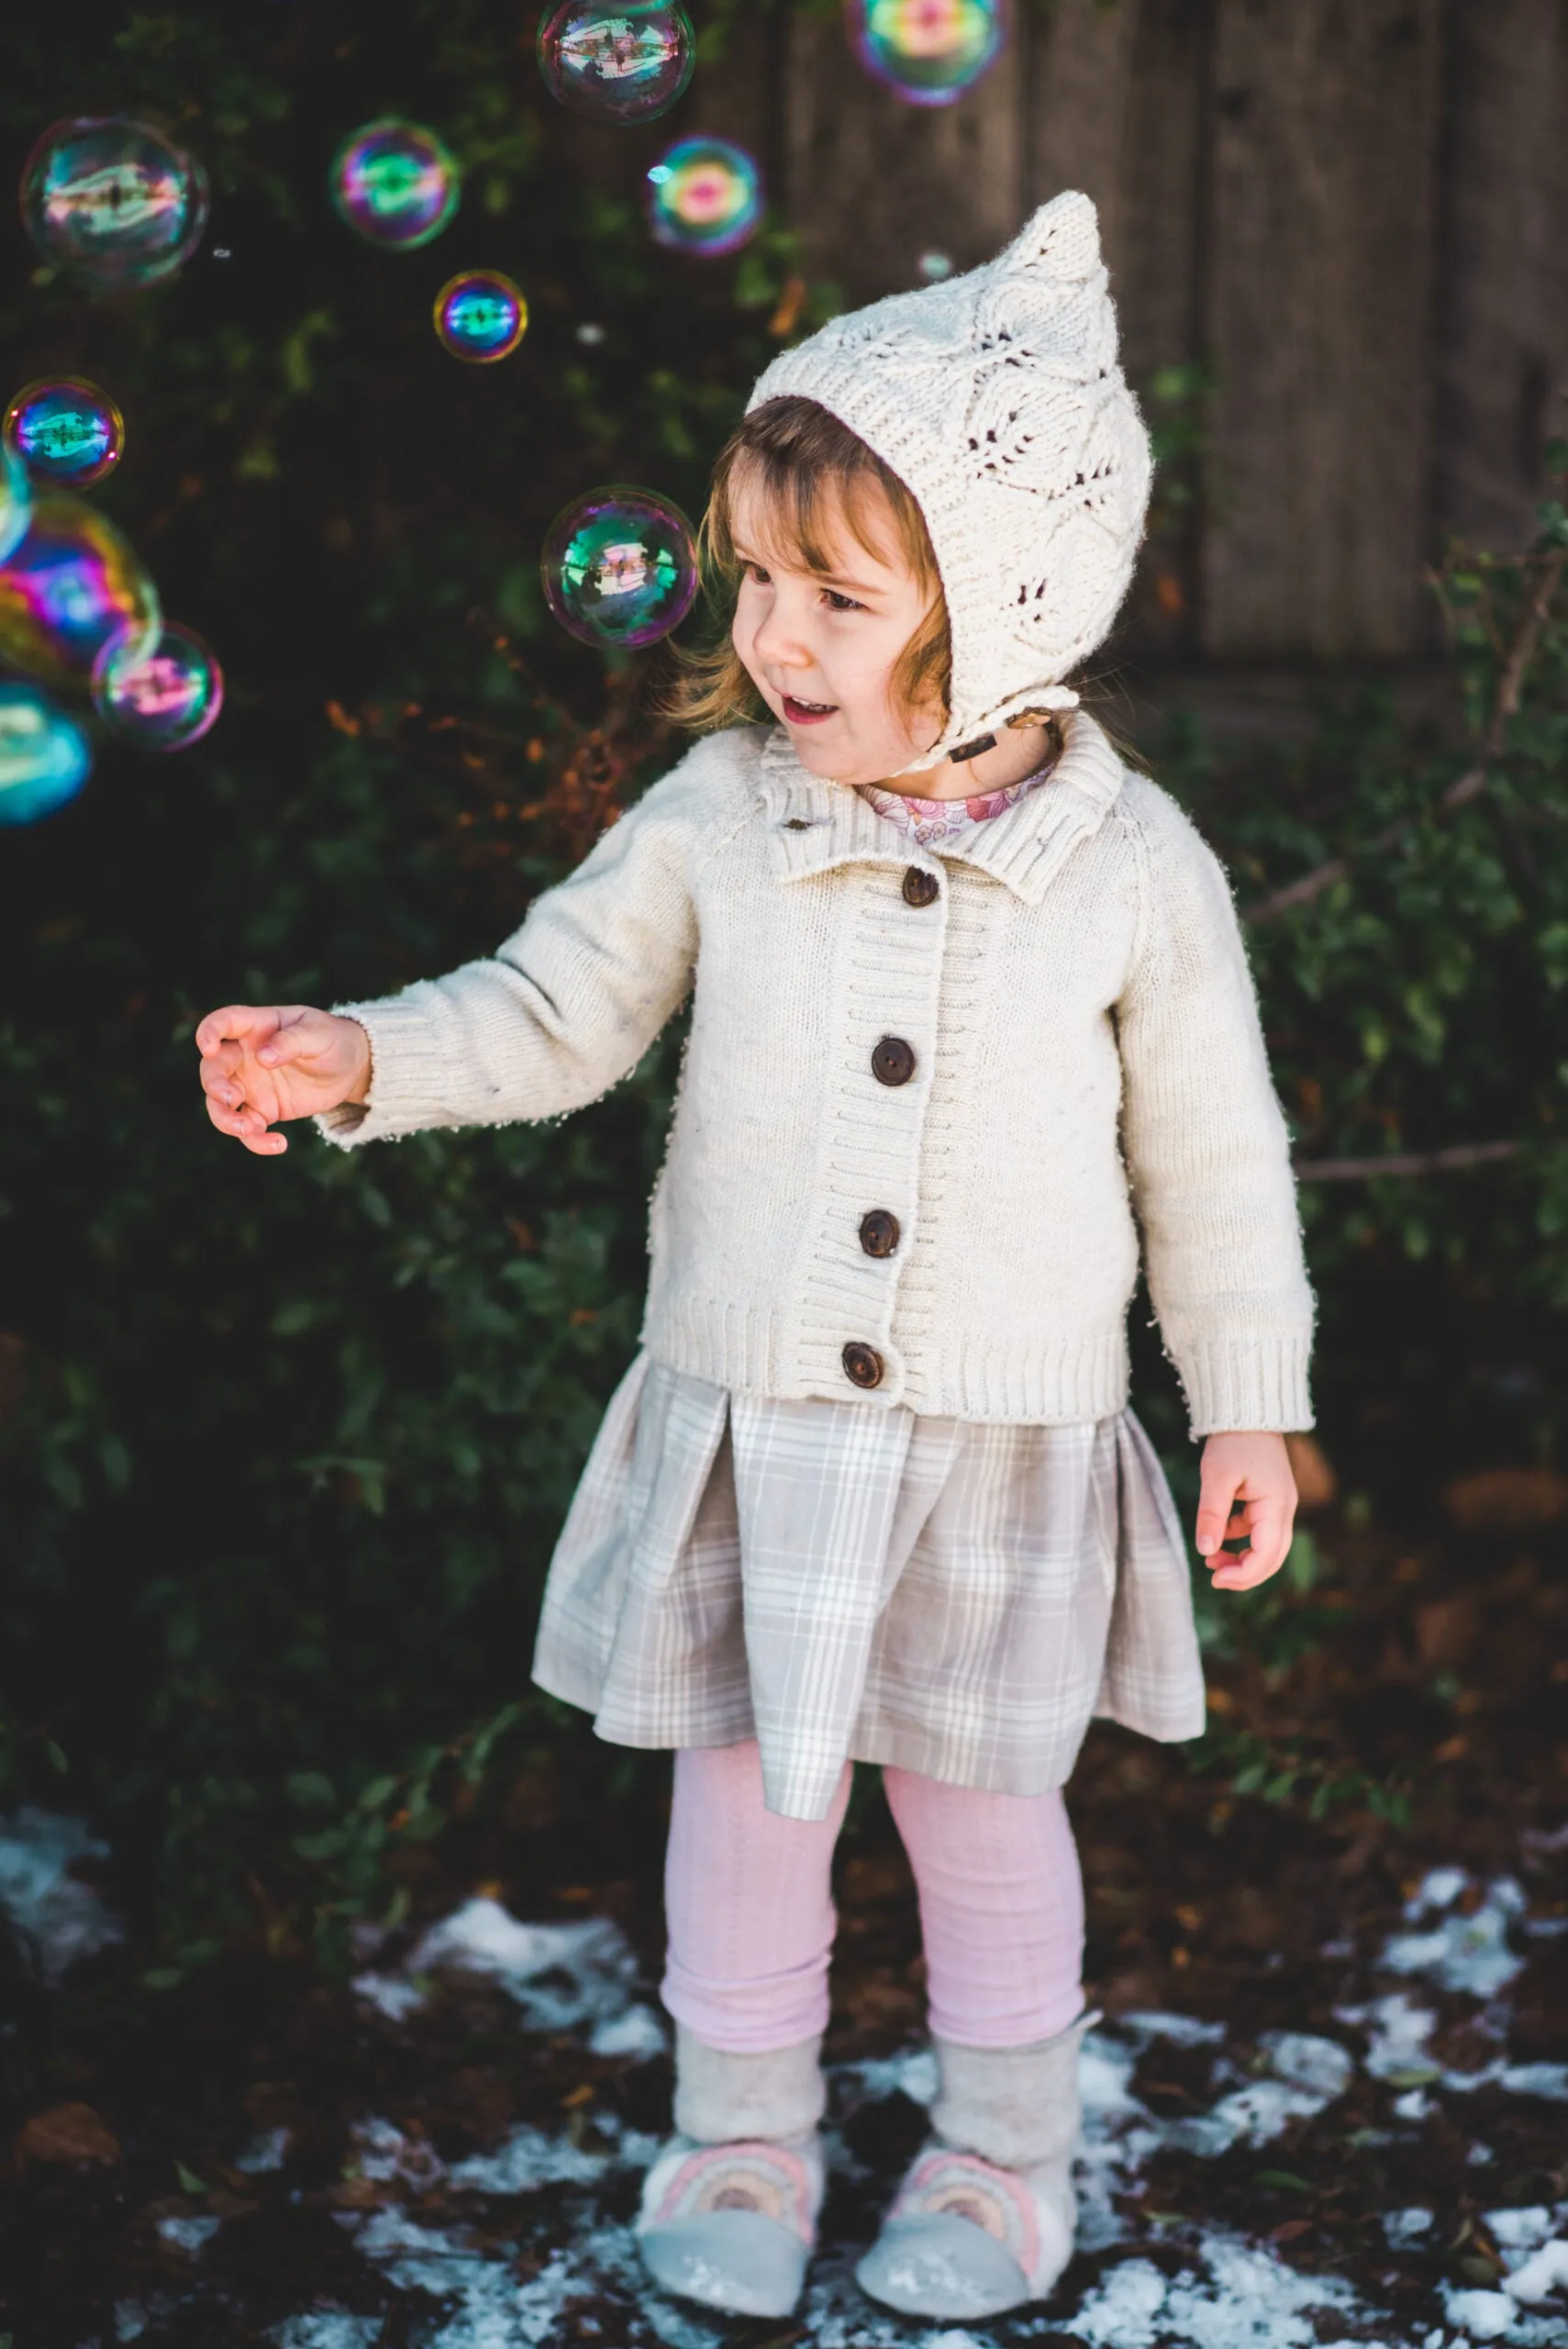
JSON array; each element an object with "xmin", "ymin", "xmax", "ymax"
[
  {"xmin": 174, "ymin": 2160, "xmax": 208, "ymax": 2195},
  {"xmin": 1254, "ymin": 2170, "xmax": 1315, "ymax": 2195}
]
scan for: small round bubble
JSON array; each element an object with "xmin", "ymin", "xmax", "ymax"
[
  {"xmin": 330, "ymin": 119, "xmax": 460, "ymax": 250},
  {"xmin": 92, "ymin": 621, "xmax": 223, "ymax": 751},
  {"xmin": 433, "ymin": 271, "xmax": 528, "ymax": 363},
  {"xmin": 541, "ymin": 485, "xmax": 698, "ymax": 651},
  {"xmin": 20, "ymin": 116, "xmax": 209, "ymax": 289},
  {"xmin": 0, "ymin": 681, "xmax": 91, "ymax": 826},
  {"xmin": 539, "ymin": 3, "xmax": 695, "ymax": 125},
  {"xmin": 848, "ymin": 0, "xmax": 1007, "ymax": 106},
  {"xmin": 0, "ymin": 495, "xmax": 161, "ymax": 691},
  {"xmin": 4, "ymin": 379, "xmax": 125, "ymax": 487},
  {"xmin": 647, "ymin": 138, "xmax": 763, "ymax": 258},
  {"xmin": 0, "ymin": 445, "xmax": 31, "ymax": 567},
  {"xmin": 917, "ymin": 248, "xmax": 954, "ymax": 283}
]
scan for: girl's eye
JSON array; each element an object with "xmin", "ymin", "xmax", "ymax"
[
  {"xmin": 823, "ymin": 589, "xmax": 863, "ymax": 613},
  {"xmin": 743, "ymin": 561, "xmax": 771, "ymax": 584}
]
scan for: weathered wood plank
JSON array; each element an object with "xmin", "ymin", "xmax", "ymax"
[
  {"xmin": 782, "ymin": 6, "xmax": 1026, "ymax": 303},
  {"xmin": 1430, "ymin": 0, "xmax": 1568, "ymax": 561},
  {"xmin": 1200, "ymin": 0, "xmax": 1445, "ymax": 659}
]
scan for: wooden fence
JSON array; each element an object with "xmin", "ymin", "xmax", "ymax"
[{"xmin": 684, "ymin": 0, "xmax": 1568, "ymax": 664}]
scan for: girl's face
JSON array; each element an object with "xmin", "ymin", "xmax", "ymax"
[{"xmin": 728, "ymin": 471, "xmax": 944, "ymax": 787}]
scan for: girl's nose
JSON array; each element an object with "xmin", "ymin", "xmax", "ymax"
[{"xmin": 750, "ymin": 595, "xmax": 813, "ymax": 672}]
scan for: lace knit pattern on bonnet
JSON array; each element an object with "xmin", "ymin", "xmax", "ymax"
[{"xmin": 747, "ymin": 190, "xmax": 1153, "ymax": 772}]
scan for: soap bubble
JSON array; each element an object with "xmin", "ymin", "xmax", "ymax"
[
  {"xmin": 539, "ymin": 3, "xmax": 695, "ymax": 125},
  {"xmin": 0, "ymin": 495, "xmax": 161, "ymax": 691},
  {"xmin": 849, "ymin": 0, "xmax": 1006, "ymax": 106},
  {"xmin": 20, "ymin": 116, "xmax": 209, "ymax": 289},
  {"xmin": 433, "ymin": 270, "xmax": 528, "ymax": 362},
  {"xmin": 4, "ymin": 378, "xmax": 125, "ymax": 487},
  {"xmin": 647, "ymin": 138, "xmax": 763, "ymax": 258},
  {"xmin": 330, "ymin": 119, "xmax": 460, "ymax": 250},
  {"xmin": 0, "ymin": 445, "xmax": 31, "ymax": 567},
  {"xmin": 92, "ymin": 621, "xmax": 223, "ymax": 751},
  {"xmin": 541, "ymin": 485, "xmax": 698, "ymax": 650},
  {"xmin": 0, "ymin": 681, "xmax": 91, "ymax": 826},
  {"xmin": 917, "ymin": 247, "xmax": 954, "ymax": 282}
]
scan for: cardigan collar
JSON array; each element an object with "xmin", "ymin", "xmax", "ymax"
[{"xmin": 755, "ymin": 709, "xmax": 1126, "ymax": 907}]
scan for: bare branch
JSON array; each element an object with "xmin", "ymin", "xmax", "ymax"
[
  {"xmin": 1243, "ymin": 546, "xmax": 1567, "ymax": 925},
  {"xmin": 1293, "ymin": 1140, "xmax": 1519, "ymax": 1182}
]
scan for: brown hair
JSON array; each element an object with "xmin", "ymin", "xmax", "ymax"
[{"xmin": 660, "ymin": 396, "xmax": 952, "ymax": 736}]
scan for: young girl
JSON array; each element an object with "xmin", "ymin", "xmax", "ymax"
[{"xmin": 196, "ymin": 191, "xmax": 1312, "ymax": 2324}]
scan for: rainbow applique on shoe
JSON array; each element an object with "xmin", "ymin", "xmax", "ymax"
[{"xmin": 636, "ymin": 2130, "xmax": 824, "ymax": 2318}]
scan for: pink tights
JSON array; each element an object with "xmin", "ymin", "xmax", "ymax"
[{"xmin": 661, "ymin": 1739, "xmax": 1084, "ymax": 2054}]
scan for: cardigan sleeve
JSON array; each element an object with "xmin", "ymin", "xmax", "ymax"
[
  {"xmin": 1114, "ymin": 777, "xmax": 1316, "ymax": 1437},
  {"xmin": 316, "ymin": 737, "xmax": 748, "ymax": 1150}
]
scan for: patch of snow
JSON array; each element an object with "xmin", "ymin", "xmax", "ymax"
[
  {"xmin": 1385, "ymin": 2207, "xmax": 1435, "ymax": 2245},
  {"xmin": 1486, "ymin": 2207, "xmax": 1558, "ymax": 2254},
  {"xmin": 351, "ymin": 1972, "xmax": 428, "ymax": 2021},
  {"xmin": 1522, "ymin": 1915, "xmax": 1568, "ymax": 1940},
  {"xmin": 0, "ymin": 1807, "xmax": 124, "ymax": 1982},
  {"xmin": 1505, "ymin": 2239, "xmax": 1568, "ymax": 2304},
  {"xmin": 1121, "ymin": 2009, "xmax": 1229, "ymax": 2049},
  {"xmin": 156, "ymin": 2213, "xmax": 221, "ymax": 2255},
  {"xmin": 406, "ymin": 1897, "xmax": 644, "ymax": 2036},
  {"xmin": 1382, "ymin": 1877, "xmax": 1527, "ymax": 1999},
  {"xmin": 1394, "ymin": 2087, "xmax": 1433, "ymax": 2121},
  {"xmin": 1442, "ymin": 2284, "xmax": 1521, "ymax": 2339},
  {"xmin": 351, "ymin": 2117, "xmax": 446, "ymax": 2192},
  {"xmin": 587, "ymin": 2001, "xmax": 667, "ymax": 2061},
  {"xmin": 235, "ymin": 2124, "xmax": 291, "ymax": 2174},
  {"xmin": 1337, "ymin": 1990, "xmax": 1440, "ymax": 2080},
  {"xmin": 1073, "ymin": 2232, "xmax": 1367, "ymax": 2348},
  {"xmin": 837, "ymin": 2045, "xmax": 940, "ymax": 2107},
  {"xmin": 1165, "ymin": 2032, "xmax": 1353, "ymax": 2155},
  {"xmin": 447, "ymin": 2121, "xmax": 616, "ymax": 2194},
  {"xmin": 270, "ymin": 2320, "xmax": 384, "ymax": 2349}
]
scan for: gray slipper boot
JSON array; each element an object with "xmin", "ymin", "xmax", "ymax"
[
  {"xmin": 855, "ymin": 2210, "xmax": 1032, "ymax": 2319},
  {"xmin": 639, "ymin": 2207, "xmax": 812, "ymax": 2319}
]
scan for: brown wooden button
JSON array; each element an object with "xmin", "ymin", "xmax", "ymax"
[
  {"xmin": 902, "ymin": 866, "xmax": 940, "ymax": 908},
  {"xmin": 871, "ymin": 1036, "xmax": 917, "ymax": 1086},
  {"xmin": 859, "ymin": 1208, "xmax": 901, "ymax": 1258},
  {"xmin": 841, "ymin": 1341, "xmax": 884, "ymax": 1389}
]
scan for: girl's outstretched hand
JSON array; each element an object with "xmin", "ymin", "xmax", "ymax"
[
  {"xmin": 1195, "ymin": 1431, "xmax": 1299, "ymax": 1590},
  {"xmin": 195, "ymin": 1004, "xmax": 372, "ymax": 1156}
]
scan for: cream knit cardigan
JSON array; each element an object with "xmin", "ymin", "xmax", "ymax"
[{"xmin": 321, "ymin": 713, "xmax": 1315, "ymax": 1435}]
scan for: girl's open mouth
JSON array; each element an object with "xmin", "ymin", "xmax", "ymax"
[{"xmin": 782, "ymin": 695, "xmax": 838, "ymax": 725}]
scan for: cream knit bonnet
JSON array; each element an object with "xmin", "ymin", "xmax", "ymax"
[{"xmin": 746, "ymin": 189, "xmax": 1153, "ymax": 770}]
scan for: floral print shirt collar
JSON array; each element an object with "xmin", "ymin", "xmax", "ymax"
[{"xmin": 856, "ymin": 744, "xmax": 1062, "ymax": 849}]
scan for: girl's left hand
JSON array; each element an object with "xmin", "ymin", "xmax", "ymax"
[{"xmin": 1195, "ymin": 1431, "xmax": 1299, "ymax": 1590}]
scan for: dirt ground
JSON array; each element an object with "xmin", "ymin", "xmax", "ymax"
[{"xmin": 2, "ymin": 1476, "xmax": 1565, "ymax": 2347}]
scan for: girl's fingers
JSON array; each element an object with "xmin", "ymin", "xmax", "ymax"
[
  {"xmin": 195, "ymin": 1005, "xmax": 283, "ymax": 1058},
  {"xmin": 1209, "ymin": 1497, "xmax": 1294, "ymax": 1589},
  {"xmin": 1195, "ymin": 1471, "xmax": 1242, "ymax": 1557},
  {"xmin": 255, "ymin": 1018, "xmax": 318, "ymax": 1070}
]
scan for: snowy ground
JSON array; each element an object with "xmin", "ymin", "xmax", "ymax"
[{"xmin": 5, "ymin": 1809, "xmax": 1566, "ymax": 2349}]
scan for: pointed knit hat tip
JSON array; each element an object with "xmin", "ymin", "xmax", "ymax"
[{"xmin": 747, "ymin": 189, "xmax": 1154, "ymax": 772}]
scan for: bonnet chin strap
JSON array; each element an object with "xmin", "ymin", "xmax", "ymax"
[{"xmin": 946, "ymin": 706, "xmax": 1073, "ymax": 763}]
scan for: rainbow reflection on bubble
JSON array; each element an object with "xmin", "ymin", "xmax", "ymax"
[
  {"xmin": 542, "ymin": 485, "xmax": 698, "ymax": 650},
  {"xmin": 330, "ymin": 119, "xmax": 460, "ymax": 250},
  {"xmin": 848, "ymin": 0, "xmax": 1006, "ymax": 106},
  {"xmin": 647, "ymin": 138, "xmax": 763, "ymax": 258},
  {"xmin": 0, "ymin": 495, "xmax": 161, "ymax": 691},
  {"xmin": 4, "ymin": 378, "xmax": 125, "ymax": 487},
  {"xmin": 92, "ymin": 621, "xmax": 223, "ymax": 751},
  {"xmin": 0, "ymin": 681, "xmax": 91, "ymax": 826},
  {"xmin": 0, "ymin": 445, "xmax": 31, "ymax": 567},
  {"xmin": 20, "ymin": 116, "xmax": 209, "ymax": 289},
  {"xmin": 538, "ymin": 3, "xmax": 695, "ymax": 124},
  {"xmin": 433, "ymin": 271, "xmax": 528, "ymax": 363}
]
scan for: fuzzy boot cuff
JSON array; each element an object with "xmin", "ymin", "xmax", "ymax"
[
  {"xmin": 672, "ymin": 2022, "xmax": 827, "ymax": 2144},
  {"xmin": 929, "ymin": 2009, "xmax": 1096, "ymax": 2172}
]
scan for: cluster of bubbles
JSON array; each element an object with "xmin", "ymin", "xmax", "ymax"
[
  {"xmin": 4, "ymin": 378, "xmax": 125, "ymax": 486},
  {"xmin": 2, "ymin": 117, "xmax": 228, "ymax": 819},
  {"xmin": 331, "ymin": 118, "xmax": 461, "ymax": 250},
  {"xmin": 647, "ymin": 138, "xmax": 763, "ymax": 257},
  {"xmin": 21, "ymin": 116, "xmax": 208, "ymax": 289},
  {"xmin": 538, "ymin": 2, "xmax": 695, "ymax": 123},
  {"xmin": 433, "ymin": 271, "xmax": 529, "ymax": 363},
  {"xmin": 849, "ymin": 0, "xmax": 1006, "ymax": 106},
  {"xmin": 541, "ymin": 487, "xmax": 698, "ymax": 650}
]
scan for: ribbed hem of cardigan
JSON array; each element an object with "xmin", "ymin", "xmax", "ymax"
[
  {"xmin": 1176, "ymin": 1336, "xmax": 1315, "ymax": 1436},
  {"xmin": 645, "ymin": 1301, "xmax": 1134, "ymax": 1426},
  {"xmin": 312, "ymin": 996, "xmax": 481, "ymax": 1150}
]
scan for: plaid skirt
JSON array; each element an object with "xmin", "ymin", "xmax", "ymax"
[{"xmin": 530, "ymin": 1353, "xmax": 1207, "ymax": 1821}]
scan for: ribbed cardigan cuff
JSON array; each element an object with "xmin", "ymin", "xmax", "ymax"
[
  {"xmin": 313, "ymin": 995, "xmax": 473, "ymax": 1150},
  {"xmin": 1176, "ymin": 1334, "xmax": 1315, "ymax": 1437}
]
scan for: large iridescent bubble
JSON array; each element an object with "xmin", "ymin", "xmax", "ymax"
[
  {"xmin": 848, "ymin": 0, "xmax": 1006, "ymax": 106},
  {"xmin": 92, "ymin": 621, "xmax": 223, "ymax": 751},
  {"xmin": 20, "ymin": 117, "xmax": 209, "ymax": 289},
  {"xmin": 433, "ymin": 271, "xmax": 528, "ymax": 362},
  {"xmin": 4, "ymin": 378, "xmax": 125, "ymax": 487},
  {"xmin": 0, "ymin": 445, "xmax": 31, "ymax": 567},
  {"xmin": 647, "ymin": 138, "xmax": 763, "ymax": 258},
  {"xmin": 542, "ymin": 486, "xmax": 698, "ymax": 650},
  {"xmin": 0, "ymin": 496, "xmax": 161, "ymax": 692},
  {"xmin": 330, "ymin": 119, "xmax": 460, "ymax": 250},
  {"xmin": 0, "ymin": 681, "xmax": 92, "ymax": 826},
  {"xmin": 539, "ymin": 3, "xmax": 695, "ymax": 125}
]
